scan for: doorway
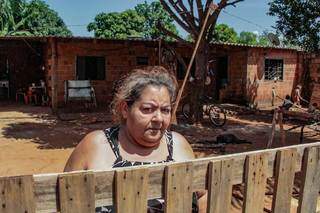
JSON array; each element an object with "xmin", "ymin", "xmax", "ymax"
[{"xmin": 215, "ymin": 56, "xmax": 228, "ymax": 100}]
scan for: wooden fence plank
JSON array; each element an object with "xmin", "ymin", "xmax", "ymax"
[
  {"xmin": 0, "ymin": 175, "xmax": 35, "ymax": 213},
  {"xmin": 243, "ymin": 153, "xmax": 268, "ymax": 213},
  {"xmin": 165, "ymin": 162, "xmax": 193, "ymax": 213},
  {"xmin": 207, "ymin": 159, "xmax": 234, "ymax": 213},
  {"xmin": 58, "ymin": 171, "xmax": 95, "ymax": 213},
  {"xmin": 115, "ymin": 167, "xmax": 149, "ymax": 213},
  {"xmin": 32, "ymin": 142, "xmax": 320, "ymax": 212},
  {"xmin": 297, "ymin": 147, "xmax": 320, "ymax": 213},
  {"xmin": 272, "ymin": 149, "xmax": 297, "ymax": 213}
]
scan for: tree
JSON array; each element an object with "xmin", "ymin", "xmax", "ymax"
[
  {"xmin": 268, "ymin": 0, "xmax": 320, "ymax": 53},
  {"xmin": 237, "ymin": 31, "xmax": 258, "ymax": 45},
  {"xmin": 23, "ymin": 0, "xmax": 72, "ymax": 36},
  {"xmin": 88, "ymin": 1, "xmax": 178, "ymax": 40},
  {"xmin": 212, "ymin": 23, "xmax": 237, "ymax": 43},
  {"xmin": 159, "ymin": 0, "xmax": 244, "ymax": 121},
  {"xmin": 0, "ymin": 0, "xmax": 30, "ymax": 36},
  {"xmin": 0, "ymin": 0, "xmax": 71, "ymax": 36},
  {"xmin": 88, "ymin": 10, "xmax": 145, "ymax": 39},
  {"xmin": 135, "ymin": 1, "xmax": 178, "ymax": 40}
]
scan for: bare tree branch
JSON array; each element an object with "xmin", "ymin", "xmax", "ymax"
[
  {"xmin": 159, "ymin": 0, "xmax": 193, "ymax": 34},
  {"xmin": 176, "ymin": 0, "xmax": 199, "ymax": 33},
  {"xmin": 206, "ymin": 0, "xmax": 242, "ymax": 33},
  {"xmin": 157, "ymin": 22, "xmax": 191, "ymax": 46},
  {"xmin": 195, "ymin": 0, "xmax": 204, "ymax": 22},
  {"xmin": 225, "ymin": 0, "xmax": 244, "ymax": 7},
  {"xmin": 167, "ymin": 0, "xmax": 198, "ymax": 34},
  {"xmin": 187, "ymin": 0, "xmax": 195, "ymax": 20}
]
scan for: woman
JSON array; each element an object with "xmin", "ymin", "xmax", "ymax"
[{"xmin": 64, "ymin": 66, "xmax": 206, "ymax": 212}]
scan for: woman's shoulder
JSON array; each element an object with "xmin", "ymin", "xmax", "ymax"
[
  {"xmin": 64, "ymin": 129, "xmax": 116, "ymax": 172},
  {"xmin": 171, "ymin": 131, "xmax": 195, "ymax": 161}
]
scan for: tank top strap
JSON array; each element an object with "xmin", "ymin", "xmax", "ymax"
[
  {"xmin": 104, "ymin": 126, "xmax": 122, "ymax": 160},
  {"xmin": 165, "ymin": 130, "xmax": 174, "ymax": 161}
]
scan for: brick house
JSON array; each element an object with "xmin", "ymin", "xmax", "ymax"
[{"xmin": 0, "ymin": 36, "xmax": 306, "ymax": 109}]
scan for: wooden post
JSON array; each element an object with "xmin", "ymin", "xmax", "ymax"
[
  {"xmin": 50, "ymin": 37, "xmax": 58, "ymax": 112},
  {"xmin": 278, "ymin": 111, "xmax": 285, "ymax": 146},
  {"xmin": 267, "ymin": 109, "xmax": 278, "ymax": 148},
  {"xmin": 171, "ymin": 3, "xmax": 216, "ymax": 124}
]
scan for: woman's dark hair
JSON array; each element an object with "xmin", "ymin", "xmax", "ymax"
[{"xmin": 111, "ymin": 66, "xmax": 178, "ymax": 123}]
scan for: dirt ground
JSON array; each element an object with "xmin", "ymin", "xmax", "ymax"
[
  {"xmin": 1, "ymin": 102, "xmax": 320, "ymax": 212},
  {"xmin": 1, "ymin": 102, "xmax": 320, "ymax": 176}
]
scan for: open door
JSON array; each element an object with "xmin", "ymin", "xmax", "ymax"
[{"xmin": 215, "ymin": 56, "xmax": 228, "ymax": 100}]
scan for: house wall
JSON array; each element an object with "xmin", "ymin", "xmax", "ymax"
[
  {"xmin": 46, "ymin": 39, "xmax": 159, "ymax": 107},
  {"xmin": 309, "ymin": 56, "xmax": 320, "ymax": 105},
  {"xmin": 219, "ymin": 48, "xmax": 248, "ymax": 103},
  {"xmin": 246, "ymin": 48, "xmax": 302, "ymax": 108},
  {"xmin": 0, "ymin": 40, "xmax": 45, "ymax": 98},
  {"xmin": 43, "ymin": 38, "xmax": 304, "ymax": 109}
]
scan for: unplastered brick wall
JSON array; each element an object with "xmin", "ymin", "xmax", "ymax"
[
  {"xmin": 309, "ymin": 56, "xmax": 320, "ymax": 105},
  {"xmin": 246, "ymin": 48, "xmax": 301, "ymax": 108},
  {"xmin": 219, "ymin": 48, "xmax": 248, "ymax": 103},
  {"xmin": 51, "ymin": 39, "xmax": 159, "ymax": 107}
]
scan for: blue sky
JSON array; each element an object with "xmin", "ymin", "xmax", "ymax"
[{"xmin": 43, "ymin": 0, "xmax": 277, "ymax": 37}]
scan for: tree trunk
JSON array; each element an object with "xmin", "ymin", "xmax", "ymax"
[{"xmin": 190, "ymin": 42, "xmax": 209, "ymax": 123}]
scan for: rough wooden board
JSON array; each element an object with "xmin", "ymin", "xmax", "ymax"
[
  {"xmin": 207, "ymin": 159, "xmax": 234, "ymax": 213},
  {"xmin": 32, "ymin": 142, "xmax": 320, "ymax": 212},
  {"xmin": 165, "ymin": 162, "xmax": 193, "ymax": 213},
  {"xmin": 243, "ymin": 153, "xmax": 268, "ymax": 213},
  {"xmin": 267, "ymin": 110, "xmax": 277, "ymax": 148},
  {"xmin": 272, "ymin": 149, "xmax": 297, "ymax": 213},
  {"xmin": 278, "ymin": 112, "xmax": 285, "ymax": 146},
  {"xmin": 58, "ymin": 171, "xmax": 95, "ymax": 213},
  {"xmin": 297, "ymin": 147, "xmax": 320, "ymax": 213},
  {"xmin": 0, "ymin": 175, "xmax": 35, "ymax": 213},
  {"xmin": 115, "ymin": 167, "xmax": 149, "ymax": 213}
]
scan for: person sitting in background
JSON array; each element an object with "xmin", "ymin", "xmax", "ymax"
[
  {"xmin": 64, "ymin": 66, "xmax": 206, "ymax": 213},
  {"xmin": 281, "ymin": 95, "xmax": 293, "ymax": 111}
]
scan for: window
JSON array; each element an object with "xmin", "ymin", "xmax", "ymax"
[
  {"xmin": 136, "ymin": 56, "xmax": 149, "ymax": 65},
  {"xmin": 177, "ymin": 57, "xmax": 195, "ymax": 80},
  {"xmin": 264, "ymin": 59, "xmax": 283, "ymax": 80},
  {"xmin": 76, "ymin": 56, "xmax": 105, "ymax": 80}
]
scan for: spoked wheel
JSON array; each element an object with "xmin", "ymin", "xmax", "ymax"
[
  {"xmin": 208, "ymin": 105, "xmax": 226, "ymax": 127},
  {"xmin": 182, "ymin": 103, "xmax": 191, "ymax": 119}
]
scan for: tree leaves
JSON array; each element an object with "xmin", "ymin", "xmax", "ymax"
[
  {"xmin": 87, "ymin": 1, "xmax": 178, "ymax": 40},
  {"xmin": 268, "ymin": 0, "xmax": 320, "ymax": 52},
  {"xmin": 0, "ymin": 0, "xmax": 71, "ymax": 36}
]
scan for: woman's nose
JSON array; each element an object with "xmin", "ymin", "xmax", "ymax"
[{"xmin": 152, "ymin": 110, "xmax": 164, "ymax": 122}]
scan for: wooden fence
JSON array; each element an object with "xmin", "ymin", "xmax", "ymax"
[{"xmin": 1, "ymin": 142, "xmax": 320, "ymax": 213}]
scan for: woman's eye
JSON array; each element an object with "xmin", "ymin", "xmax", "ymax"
[
  {"xmin": 161, "ymin": 108, "xmax": 171, "ymax": 114},
  {"xmin": 142, "ymin": 107, "xmax": 153, "ymax": 113}
]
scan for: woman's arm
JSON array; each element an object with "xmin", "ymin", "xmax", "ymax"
[{"xmin": 64, "ymin": 130, "xmax": 115, "ymax": 172}]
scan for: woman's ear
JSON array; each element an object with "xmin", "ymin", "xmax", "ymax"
[{"xmin": 119, "ymin": 101, "xmax": 129, "ymax": 119}]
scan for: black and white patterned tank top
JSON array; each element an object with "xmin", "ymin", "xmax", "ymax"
[{"xmin": 95, "ymin": 126, "xmax": 177, "ymax": 213}]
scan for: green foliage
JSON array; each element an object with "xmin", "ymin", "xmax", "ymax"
[
  {"xmin": 268, "ymin": 0, "xmax": 320, "ymax": 52},
  {"xmin": 88, "ymin": 10, "xmax": 144, "ymax": 39},
  {"xmin": 237, "ymin": 31, "xmax": 258, "ymax": 45},
  {"xmin": 212, "ymin": 24, "xmax": 238, "ymax": 43},
  {"xmin": 24, "ymin": 0, "xmax": 72, "ymax": 36},
  {"xmin": 134, "ymin": 1, "xmax": 178, "ymax": 40},
  {"xmin": 257, "ymin": 32, "xmax": 270, "ymax": 46},
  {"xmin": 0, "ymin": 0, "xmax": 71, "ymax": 36},
  {"xmin": 187, "ymin": 24, "xmax": 271, "ymax": 46},
  {"xmin": 88, "ymin": 0, "xmax": 178, "ymax": 40}
]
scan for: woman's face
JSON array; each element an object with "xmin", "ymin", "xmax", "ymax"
[{"xmin": 122, "ymin": 85, "xmax": 172, "ymax": 147}]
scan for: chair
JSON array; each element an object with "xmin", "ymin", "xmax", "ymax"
[{"xmin": 64, "ymin": 80, "xmax": 97, "ymax": 107}]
